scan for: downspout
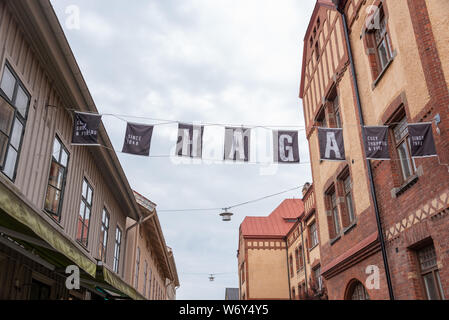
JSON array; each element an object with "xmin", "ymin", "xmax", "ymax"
[
  {"xmin": 299, "ymin": 221, "xmax": 308, "ymax": 291},
  {"xmin": 335, "ymin": 2, "xmax": 394, "ymax": 300},
  {"xmin": 121, "ymin": 211, "xmax": 156, "ymax": 279},
  {"xmin": 285, "ymin": 237, "xmax": 292, "ymax": 300}
]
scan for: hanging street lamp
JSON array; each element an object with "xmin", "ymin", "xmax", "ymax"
[{"xmin": 219, "ymin": 208, "xmax": 233, "ymax": 222}]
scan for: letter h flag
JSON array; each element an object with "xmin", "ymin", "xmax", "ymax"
[
  {"xmin": 318, "ymin": 128, "xmax": 346, "ymax": 161},
  {"xmin": 176, "ymin": 123, "xmax": 204, "ymax": 158}
]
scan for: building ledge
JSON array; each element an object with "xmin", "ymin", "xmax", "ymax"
[
  {"xmin": 391, "ymin": 171, "xmax": 421, "ymax": 198},
  {"xmin": 322, "ymin": 232, "xmax": 380, "ymax": 280},
  {"xmin": 309, "ymin": 243, "xmax": 319, "ymax": 252},
  {"xmin": 329, "ymin": 235, "xmax": 341, "ymax": 246},
  {"xmin": 343, "ymin": 221, "xmax": 357, "ymax": 235}
]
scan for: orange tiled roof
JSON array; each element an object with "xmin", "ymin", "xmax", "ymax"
[{"xmin": 240, "ymin": 199, "xmax": 304, "ymax": 238}]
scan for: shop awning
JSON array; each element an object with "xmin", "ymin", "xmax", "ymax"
[
  {"xmin": 0, "ymin": 180, "xmax": 97, "ymax": 277},
  {"xmin": 95, "ymin": 265, "xmax": 146, "ymax": 300}
]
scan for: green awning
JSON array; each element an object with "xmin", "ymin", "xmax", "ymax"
[
  {"xmin": 0, "ymin": 180, "xmax": 97, "ymax": 277},
  {"xmin": 97, "ymin": 265, "xmax": 146, "ymax": 300}
]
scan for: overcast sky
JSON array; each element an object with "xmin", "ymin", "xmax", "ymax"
[{"xmin": 51, "ymin": 0, "xmax": 316, "ymax": 300}]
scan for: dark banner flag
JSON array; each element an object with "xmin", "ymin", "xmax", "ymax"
[
  {"xmin": 363, "ymin": 126, "xmax": 390, "ymax": 160},
  {"xmin": 224, "ymin": 127, "xmax": 251, "ymax": 162},
  {"xmin": 72, "ymin": 112, "xmax": 102, "ymax": 145},
  {"xmin": 318, "ymin": 128, "xmax": 346, "ymax": 161},
  {"xmin": 122, "ymin": 123, "xmax": 154, "ymax": 156},
  {"xmin": 408, "ymin": 123, "xmax": 437, "ymax": 158},
  {"xmin": 273, "ymin": 130, "xmax": 300, "ymax": 163},
  {"xmin": 176, "ymin": 123, "xmax": 204, "ymax": 158}
]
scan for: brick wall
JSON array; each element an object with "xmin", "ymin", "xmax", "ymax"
[{"xmin": 370, "ymin": 0, "xmax": 449, "ymax": 300}]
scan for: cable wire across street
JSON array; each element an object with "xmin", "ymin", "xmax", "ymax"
[{"xmin": 158, "ymin": 185, "xmax": 306, "ymax": 214}]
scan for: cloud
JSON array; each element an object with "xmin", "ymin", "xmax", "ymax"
[{"xmin": 50, "ymin": 0, "xmax": 316, "ymax": 300}]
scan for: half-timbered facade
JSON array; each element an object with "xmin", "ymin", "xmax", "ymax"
[{"xmin": 300, "ymin": 0, "xmax": 449, "ymax": 300}]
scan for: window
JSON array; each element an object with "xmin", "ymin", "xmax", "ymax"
[
  {"xmin": 349, "ymin": 281, "xmax": 370, "ymax": 300},
  {"xmin": 143, "ymin": 261, "xmax": 148, "ymax": 296},
  {"xmin": 292, "ymin": 287, "xmax": 296, "ymax": 300},
  {"xmin": 315, "ymin": 42, "xmax": 320, "ymax": 62},
  {"xmin": 316, "ymin": 108, "xmax": 327, "ymax": 128},
  {"xmin": 135, "ymin": 247, "xmax": 140, "ymax": 288},
  {"xmin": 99, "ymin": 208, "xmax": 110, "ymax": 262},
  {"xmin": 148, "ymin": 269, "xmax": 153, "ymax": 298},
  {"xmin": 0, "ymin": 63, "xmax": 30, "ymax": 181},
  {"xmin": 44, "ymin": 137, "xmax": 69, "ymax": 220},
  {"xmin": 298, "ymin": 246, "xmax": 304, "ymax": 270},
  {"xmin": 330, "ymin": 190, "xmax": 341, "ymax": 236},
  {"xmin": 77, "ymin": 179, "xmax": 93, "ymax": 247},
  {"xmin": 289, "ymin": 254, "xmax": 294, "ymax": 277},
  {"xmin": 314, "ymin": 266, "xmax": 323, "ymax": 291},
  {"xmin": 309, "ymin": 221, "xmax": 319, "ymax": 248},
  {"xmin": 29, "ymin": 279, "xmax": 51, "ymax": 300},
  {"xmin": 373, "ymin": 7, "xmax": 392, "ymax": 72},
  {"xmin": 113, "ymin": 227, "xmax": 122, "ymax": 273},
  {"xmin": 418, "ymin": 245, "xmax": 445, "ymax": 300},
  {"xmin": 332, "ymin": 95, "xmax": 342, "ymax": 128},
  {"xmin": 295, "ymin": 248, "xmax": 300, "ymax": 272},
  {"xmin": 343, "ymin": 176, "xmax": 355, "ymax": 224},
  {"xmin": 151, "ymin": 274, "xmax": 155, "ymax": 299},
  {"xmin": 393, "ymin": 116, "xmax": 416, "ymax": 181}
]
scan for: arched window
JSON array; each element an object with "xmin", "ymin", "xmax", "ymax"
[{"xmin": 346, "ymin": 280, "xmax": 370, "ymax": 300}]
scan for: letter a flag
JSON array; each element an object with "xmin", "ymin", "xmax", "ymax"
[
  {"xmin": 224, "ymin": 127, "xmax": 251, "ymax": 162},
  {"xmin": 273, "ymin": 130, "xmax": 300, "ymax": 163},
  {"xmin": 408, "ymin": 123, "xmax": 437, "ymax": 158},
  {"xmin": 72, "ymin": 111, "xmax": 102, "ymax": 145},
  {"xmin": 318, "ymin": 128, "xmax": 346, "ymax": 161},
  {"xmin": 363, "ymin": 126, "xmax": 390, "ymax": 160},
  {"xmin": 176, "ymin": 123, "xmax": 204, "ymax": 158},
  {"xmin": 122, "ymin": 123, "xmax": 154, "ymax": 156}
]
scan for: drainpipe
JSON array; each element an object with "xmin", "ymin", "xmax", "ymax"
[
  {"xmin": 299, "ymin": 221, "xmax": 308, "ymax": 292},
  {"xmin": 121, "ymin": 211, "xmax": 156, "ymax": 279},
  {"xmin": 333, "ymin": 1, "xmax": 394, "ymax": 300},
  {"xmin": 285, "ymin": 238, "xmax": 292, "ymax": 300}
]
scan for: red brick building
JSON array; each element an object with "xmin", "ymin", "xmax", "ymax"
[{"xmin": 299, "ymin": 0, "xmax": 449, "ymax": 300}]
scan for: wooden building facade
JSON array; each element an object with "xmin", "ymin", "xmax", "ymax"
[{"xmin": 0, "ymin": 0, "xmax": 178, "ymax": 300}]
